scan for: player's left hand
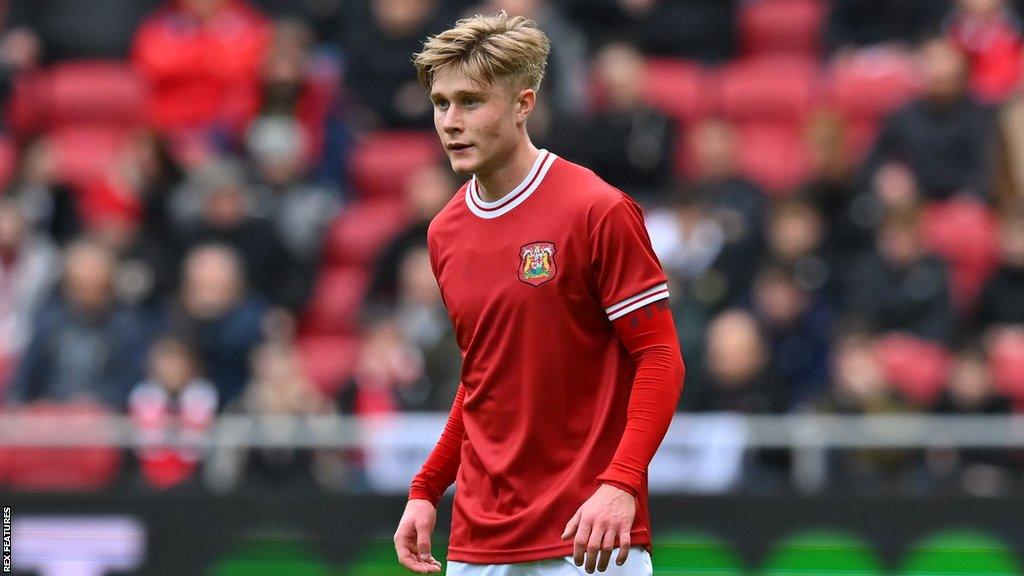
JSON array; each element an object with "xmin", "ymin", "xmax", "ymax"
[{"xmin": 561, "ymin": 483, "xmax": 636, "ymax": 573}]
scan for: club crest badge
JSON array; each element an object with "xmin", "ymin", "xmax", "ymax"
[{"xmin": 519, "ymin": 242, "xmax": 557, "ymax": 286}]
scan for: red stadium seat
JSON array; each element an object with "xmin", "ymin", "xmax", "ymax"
[
  {"xmin": 348, "ymin": 131, "xmax": 442, "ymax": 199},
  {"xmin": 921, "ymin": 199, "xmax": 1000, "ymax": 312},
  {"xmin": 989, "ymin": 329, "xmax": 1024, "ymax": 407},
  {"xmin": 49, "ymin": 125, "xmax": 131, "ymax": 190},
  {"xmin": 0, "ymin": 135, "xmax": 17, "ymax": 191},
  {"xmin": 48, "ymin": 61, "xmax": 145, "ymax": 127},
  {"xmin": 641, "ymin": 58, "xmax": 714, "ymax": 122},
  {"xmin": 303, "ymin": 266, "xmax": 371, "ymax": 336},
  {"xmin": 4, "ymin": 402, "xmax": 121, "ymax": 491},
  {"xmin": 874, "ymin": 333, "xmax": 953, "ymax": 406},
  {"xmin": 735, "ymin": 122, "xmax": 810, "ymax": 194},
  {"xmin": 6, "ymin": 71, "xmax": 49, "ymax": 136},
  {"xmin": 739, "ymin": 0, "xmax": 827, "ymax": 57},
  {"xmin": 718, "ymin": 55, "xmax": 820, "ymax": 123},
  {"xmin": 324, "ymin": 199, "xmax": 410, "ymax": 266},
  {"xmin": 827, "ymin": 49, "xmax": 919, "ymax": 123},
  {"xmin": 6, "ymin": 61, "xmax": 144, "ymax": 133},
  {"xmin": 297, "ymin": 335, "xmax": 361, "ymax": 395}
]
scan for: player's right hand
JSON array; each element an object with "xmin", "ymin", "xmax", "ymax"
[{"xmin": 394, "ymin": 498, "xmax": 443, "ymax": 573}]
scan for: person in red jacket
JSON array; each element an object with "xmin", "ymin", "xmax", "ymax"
[
  {"xmin": 945, "ymin": 0, "xmax": 1024, "ymax": 103},
  {"xmin": 132, "ymin": 0, "xmax": 271, "ymax": 139},
  {"xmin": 392, "ymin": 11, "xmax": 685, "ymax": 576}
]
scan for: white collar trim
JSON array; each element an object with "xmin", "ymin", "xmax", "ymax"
[{"xmin": 465, "ymin": 150, "xmax": 557, "ymax": 219}]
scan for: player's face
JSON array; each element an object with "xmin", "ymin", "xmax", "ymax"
[{"xmin": 430, "ymin": 68, "xmax": 524, "ymax": 177}]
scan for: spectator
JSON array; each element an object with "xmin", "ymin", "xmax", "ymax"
[
  {"xmin": 798, "ymin": 112, "xmax": 872, "ymax": 267},
  {"xmin": 0, "ymin": 198, "xmax": 59, "ymax": 393},
  {"xmin": 750, "ymin": 263, "xmax": 833, "ymax": 410},
  {"xmin": 976, "ymin": 207, "xmax": 1024, "ymax": 329},
  {"xmin": 8, "ymin": 137, "xmax": 81, "ymax": 246},
  {"xmin": 826, "ymin": 0, "xmax": 951, "ymax": 53},
  {"xmin": 563, "ymin": 0, "xmax": 736, "ymax": 62},
  {"xmin": 164, "ymin": 244, "xmax": 267, "ymax": 404},
  {"xmin": 764, "ymin": 198, "xmax": 833, "ymax": 296},
  {"xmin": 571, "ymin": 41, "xmax": 675, "ymax": 204},
  {"xmin": 247, "ymin": 116, "xmax": 341, "ymax": 277},
  {"xmin": 129, "ymin": 336, "xmax": 218, "ymax": 490},
  {"xmin": 367, "ymin": 163, "xmax": 455, "ymax": 310},
  {"xmin": 861, "ymin": 38, "xmax": 997, "ymax": 201},
  {"xmin": 6, "ymin": 240, "xmax": 149, "ymax": 409},
  {"xmin": 208, "ymin": 341, "xmax": 339, "ymax": 492},
  {"xmin": 928, "ymin": 344, "xmax": 1015, "ymax": 495},
  {"xmin": 132, "ymin": 0, "xmax": 272, "ymax": 140},
  {"xmin": 0, "ymin": 5, "xmax": 38, "ymax": 108},
  {"xmin": 392, "ymin": 246, "xmax": 460, "ymax": 409},
  {"xmin": 646, "ymin": 190, "xmax": 725, "ymax": 288},
  {"xmin": 689, "ymin": 118, "xmax": 767, "ymax": 307},
  {"xmin": 5, "ymin": 0, "xmax": 159, "ymax": 63},
  {"xmin": 946, "ymin": 0, "xmax": 1023, "ymax": 103},
  {"xmin": 843, "ymin": 206, "xmax": 955, "ymax": 343},
  {"xmin": 821, "ymin": 329, "xmax": 919, "ymax": 492},
  {"xmin": 343, "ymin": 0, "xmax": 447, "ymax": 129},
  {"xmin": 644, "ymin": 189, "xmax": 722, "ymax": 386},
  {"xmin": 131, "ymin": 131, "xmax": 188, "ymax": 252},
  {"xmin": 686, "ymin": 310, "xmax": 780, "ymax": 413},
  {"xmin": 345, "ymin": 248, "xmax": 461, "ymax": 414},
  {"xmin": 257, "ymin": 19, "xmax": 337, "ymax": 168},
  {"xmin": 175, "ymin": 158, "xmax": 302, "ymax": 310},
  {"xmin": 340, "ymin": 316, "xmax": 434, "ymax": 414}
]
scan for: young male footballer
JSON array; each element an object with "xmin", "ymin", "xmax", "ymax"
[{"xmin": 393, "ymin": 11, "xmax": 685, "ymax": 576}]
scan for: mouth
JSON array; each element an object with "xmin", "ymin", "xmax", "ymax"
[{"xmin": 447, "ymin": 143, "xmax": 472, "ymax": 152}]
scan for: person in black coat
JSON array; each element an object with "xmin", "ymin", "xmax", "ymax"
[
  {"xmin": 976, "ymin": 209, "xmax": 1024, "ymax": 330},
  {"xmin": 861, "ymin": 38, "xmax": 997, "ymax": 202},
  {"xmin": 842, "ymin": 206, "xmax": 954, "ymax": 343}
]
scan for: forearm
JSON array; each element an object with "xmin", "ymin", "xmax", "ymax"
[
  {"xmin": 597, "ymin": 301, "xmax": 685, "ymax": 495},
  {"xmin": 408, "ymin": 383, "xmax": 465, "ymax": 506}
]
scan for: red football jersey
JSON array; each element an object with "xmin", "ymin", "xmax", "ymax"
[{"xmin": 422, "ymin": 150, "xmax": 670, "ymax": 564}]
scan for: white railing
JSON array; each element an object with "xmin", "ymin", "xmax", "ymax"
[{"xmin": 2, "ymin": 413, "xmax": 1023, "ymax": 493}]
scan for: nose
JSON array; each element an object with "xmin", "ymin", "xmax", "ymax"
[{"xmin": 441, "ymin": 106, "xmax": 462, "ymax": 134}]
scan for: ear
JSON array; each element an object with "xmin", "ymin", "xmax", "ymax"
[{"xmin": 514, "ymin": 88, "xmax": 537, "ymax": 125}]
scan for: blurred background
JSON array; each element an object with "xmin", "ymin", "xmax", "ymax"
[{"xmin": 1, "ymin": 0, "xmax": 1024, "ymax": 574}]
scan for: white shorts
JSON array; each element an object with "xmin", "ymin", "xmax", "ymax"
[{"xmin": 446, "ymin": 547, "xmax": 652, "ymax": 576}]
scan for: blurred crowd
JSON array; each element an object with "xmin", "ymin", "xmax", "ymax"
[{"xmin": 0, "ymin": 0, "xmax": 1023, "ymax": 495}]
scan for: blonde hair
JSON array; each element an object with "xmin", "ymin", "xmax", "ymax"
[{"xmin": 413, "ymin": 11, "xmax": 550, "ymax": 93}]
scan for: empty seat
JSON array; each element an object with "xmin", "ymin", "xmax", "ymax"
[
  {"xmin": 989, "ymin": 329, "xmax": 1024, "ymax": 407},
  {"xmin": 739, "ymin": 0, "xmax": 827, "ymax": 57},
  {"xmin": 874, "ymin": 333, "xmax": 953, "ymax": 406},
  {"xmin": 297, "ymin": 335, "xmax": 361, "ymax": 395},
  {"xmin": 348, "ymin": 131, "xmax": 441, "ymax": 199},
  {"xmin": 4, "ymin": 402, "xmax": 121, "ymax": 491},
  {"xmin": 6, "ymin": 61, "xmax": 144, "ymax": 133},
  {"xmin": 48, "ymin": 61, "xmax": 145, "ymax": 127},
  {"xmin": 921, "ymin": 199, "xmax": 1000, "ymax": 312},
  {"xmin": 735, "ymin": 122, "xmax": 810, "ymax": 194},
  {"xmin": 303, "ymin": 266, "xmax": 370, "ymax": 336},
  {"xmin": 827, "ymin": 49, "xmax": 919, "ymax": 124},
  {"xmin": 641, "ymin": 58, "xmax": 714, "ymax": 123},
  {"xmin": 718, "ymin": 54, "xmax": 820, "ymax": 123},
  {"xmin": 324, "ymin": 199, "xmax": 410, "ymax": 266}
]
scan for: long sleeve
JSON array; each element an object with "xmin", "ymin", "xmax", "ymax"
[
  {"xmin": 408, "ymin": 382, "xmax": 466, "ymax": 506},
  {"xmin": 596, "ymin": 300, "xmax": 685, "ymax": 496}
]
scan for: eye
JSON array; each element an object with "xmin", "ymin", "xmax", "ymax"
[
  {"xmin": 434, "ymin": 99, "xmax": 449, "ymax": 110},
  {"xmin": 462, "ymin": 97, "xmax": 479, "ymax": 107}
]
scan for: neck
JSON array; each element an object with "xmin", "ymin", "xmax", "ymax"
[{"xmin": 474, "ymin": 140, "xmax": 540, "ymax": 203}]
